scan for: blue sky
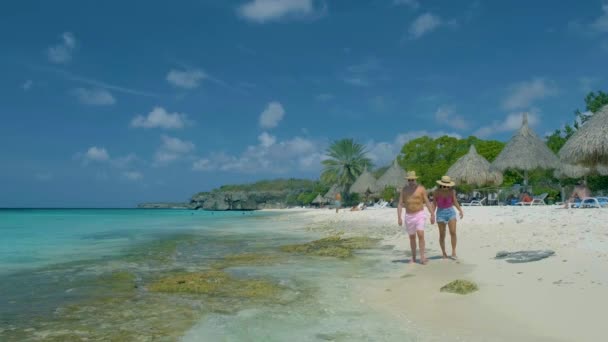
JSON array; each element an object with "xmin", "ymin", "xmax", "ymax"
[{"xmin": 1, "ymin": 0, "xmax": 607, "ymax": 207}]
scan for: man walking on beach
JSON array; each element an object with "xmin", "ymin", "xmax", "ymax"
[{"xmin": 397, "ymin": 171, "xmax": 435, "ymax": 264}]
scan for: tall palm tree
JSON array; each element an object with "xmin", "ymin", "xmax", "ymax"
[{"xmin": 321, "ymin": 138, "xmax": 373, "ymax": 192}]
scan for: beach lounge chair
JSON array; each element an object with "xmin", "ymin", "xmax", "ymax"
[
  {"xmin": 367, "ymin": 200, "xmax": 388, "ymax": 209},
  {"xmin": 529, "ymin": 193, "xmax": 548, "ymax": 206},
  {"xmin": 578, "ymin": 197, "xmax": 608, "ymax": 208},
  {"xmin": 462, "ymin": 197, "xmax": 486, "ymax": 206}
]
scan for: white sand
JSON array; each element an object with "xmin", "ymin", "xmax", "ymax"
[{"xmin": 268, "ymin": 206, "xmax": 608, "ymax": 341}]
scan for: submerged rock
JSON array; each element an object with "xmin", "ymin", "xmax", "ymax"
[
  {"xmin": 495, "ymin": 250, "xmax": 555, "ymax": 263},
  {"xmin": 211, "ymin": 253, "xmax": 280, "ymax": 269},
  {"xmin": 148, "ymin": 270, "xmax": 283, "ymax": 299},
  {"xmin": 280, "ymin": 236, "xmax": 380, "ymax": 258},
  {"xmin": 440, "ymin": 280, "xmax": 478, "ymax": 295}
]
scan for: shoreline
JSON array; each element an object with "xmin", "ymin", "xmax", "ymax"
[{"xmin": 275, "ymin": 206, "xmax": 608, "ymax": 341}]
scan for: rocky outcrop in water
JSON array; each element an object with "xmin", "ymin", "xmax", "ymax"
[
  {"xmin": 137, "ymin": 202, "xmax": 190, "ymax": 209},
  {"xmin": 189, "ymin": 190, "xmax": 292, "ymax": 210}
]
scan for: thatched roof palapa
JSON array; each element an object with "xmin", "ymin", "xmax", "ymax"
[
  {"xmin": 376, "ymin": 159, "xmax": 407, "ymax": 190},
  {"xmin": 491, "ymin": 113, "xmax": 559, "ymax": 185},
  {"xmin": 447, "ymin": 145, "xmax": 503, "ymax": 186},
  {"xmin": 311, "ymin": 194, "xmax": 326, "ymax": 204},
  {"xmin": 554, "ymin": 163, "xmax": 608, "ymax": 178},
  {"xmin": 559, "ymin": 104, "xmax": 608, "ymax": 167},
  {"xmin": 349, "ymin": 167, "xmax": 380, "ymax": 195},
  {"xmin": 323, "ymin": 184, "xmax": 344, "ymax": 200}
]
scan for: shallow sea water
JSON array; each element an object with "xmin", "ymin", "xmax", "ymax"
[{"xmin": 0, "ymin": 209, "xmax": 419, "ymax": 341}]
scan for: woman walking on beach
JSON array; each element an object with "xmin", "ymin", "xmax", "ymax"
[{"xmin": 432, "ymin": 176, "xmax": 463, "ymax": 259}]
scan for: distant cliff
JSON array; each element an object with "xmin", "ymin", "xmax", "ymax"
[
  {"xmin": 188, "ymin": 190, "xmax": 292, "ymax": 210},
  {"xmin": 137, "ymin": 178, "xmax": 326, "ymax": 211},
  {"xmin": 137, "ymin": 202, "xmax": 190, "ymax": 209}
]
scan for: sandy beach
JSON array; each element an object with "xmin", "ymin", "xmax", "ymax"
[{"xmin": 270, "ymin": 205, "xmax": 608, "ymax": 341}]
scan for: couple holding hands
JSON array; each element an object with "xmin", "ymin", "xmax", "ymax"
[{"xmin": 397, "ymin": 171, "xmax": 464, "ymax": 265}]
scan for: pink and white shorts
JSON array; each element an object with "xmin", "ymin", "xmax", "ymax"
[{"xmin": 403, "ymin": 210, "xmax": 426, "ymax": 235}]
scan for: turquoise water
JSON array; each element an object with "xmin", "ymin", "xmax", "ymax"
[{"xmin": 0, "ymin": 209, "xmax": 417, "ymax": 341}]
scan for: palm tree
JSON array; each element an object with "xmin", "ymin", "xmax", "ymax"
[{"xmin": 321, "ymin": 138, "xmax": 373, "ymax": 192}]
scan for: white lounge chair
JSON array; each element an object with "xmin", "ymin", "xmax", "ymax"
[
  {"xmin": 529, "ymin": 193, "xmax": 548, "ymax": 206},
  {"xmin": 462, "ymin": 197, "xmax": 486, "ymax": 206},
  {"xmin": 367, "ymin": 200, "xmax": 388, "ymax": 209},
  {"xmin": 578, "ymin": 197, "xmax": 608, "ymax": 208}
]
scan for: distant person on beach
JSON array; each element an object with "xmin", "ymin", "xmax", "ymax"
[
  {"xmin": 432, "ymin": 176, "xmax": 464, "ymax": 259},
  {"xmin": 397, "ymin": 171, "xmax": 435, "ymax": 265},
  {"xmin": 564, "ymin": 179, "xmax": 591, "ymax": 208},
  {"xmin": 335, "ymin": 193, "xmax": 342, "ymax": 213}
]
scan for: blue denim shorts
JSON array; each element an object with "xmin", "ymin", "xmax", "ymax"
[{"xmin": 436, "ymin": 207, "xmax": 456, "ymax": 223}]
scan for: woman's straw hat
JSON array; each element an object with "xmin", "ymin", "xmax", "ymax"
[{"xmin": 436, "ymin": 175, "xmax": 455, "ymax": 187}]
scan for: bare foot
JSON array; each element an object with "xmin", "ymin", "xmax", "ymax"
[
  {"xmin": 409, "ymin": 258, "xmax": 416, "ymax": 264},
  {"xmin": 442, "ymin": 254, "xmax": 448, "ymax": 260},
  {"xmin": 421, "ymin": 258, "xmax": 428, "ymax": 265},
  {"xmin": 451, "ymin": 254, "xmax": 458, "ymax": 260}
]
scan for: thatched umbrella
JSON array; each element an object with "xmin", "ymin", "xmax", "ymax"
[
  {"xmin": 447, "ymin": 145, "xmax": 503, "ymax": 186},
  {"xmin": 323, "ymin": 184, "xmax": 343, "ymax": 201},
  {"xmin": 376, "ymin": 159, "xmax": 407, "ymax": 190},
  {"xmin": 559, "ymin": 104, "xmax": 608, "ymax": 168},
  {"xmin": 349, "ymin": 167, "xmax": 379, "ymax": 197},
  {"xmin": 491, "ymin": 112, "xmax": 559, "ymax": 187},
  {"xmin": 311, "ymin": 193, "xmax": 326, "ymax": 206}
]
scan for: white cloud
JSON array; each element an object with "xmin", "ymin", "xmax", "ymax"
[
  {"xmin": 166, "ymin": 69, "xmax": 206, "ymax": 89},
  {"xmin": 258, "ymin": 132, "xmax": 276, "ymax": 147},
  {"xmin": 502, "ymin": 78, "xmax": 557, "ymax": 110},
  {"xmin": 259, "ymin": 101, "xmax": 285, "ymax": 128},
  {"xmin": 192, "ymin": 135, "xmax": 323, "ymax": 173},
  {"xmin": 434, "ymin": 106, "xmax": 468, "ymax": 130},
  {"xmin": 131, "ymin": 107, "xmax": 189, "ymax": 129},
  {"xmin": 154, "ymin": 134, "xmax": 195, "ymax": 165},
  {"xmin": 22, "ymin": 80, "xmax": 33, "ymax": 91},
  {"xmin": 394, "ymin": 0, "xmax": 419, "ymax": 9},
  {"xmin": 237, "ymin": 0, "xmax": 319, "ymax": 23},
  {"xmin": 84, "ymin": 146, "xmax": 110, "ymax": 162},
  {"xmin": 47, "ymin": 32, "xmax": 76, "ymax": 64},
  {"xmin": 316, "ymin": 93, "xmax": 334, "ymax": 101},
  {"xmin": 474, "ymin": 111, "xmax": 540, "ymax": 138},
  {"xmin": 409, "ymin": 13, "xmax": 442, "ymax": 39},
  {"xmin": 591, "ymin": 4, "xmax": 608, "ymax": 32},
  {"xmin": 122, "ymin": 171, "xmax": 143, "ymax": 181},
  {"xmin": 341, "ymin": 58, "xmax": 386, "ymax": 87},
  {"xmin": 35, "ymin": 172, "xmax": 53, "ymax": 181},
  {"xmin": 70, "ymin": 88, "xmax": 116, "ymax": 105}
]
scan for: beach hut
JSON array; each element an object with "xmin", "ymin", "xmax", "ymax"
[
  {"xmin": 349, "ymin": 167, "xmax": 380, "ymax": 198},
  {"xmin": 559, "ymin": 104, "xmax": 608, "ymax": 170},
  {"xmin": 376, "ymin": 159, "xmax": 407, "ymax": 191},
  {"xmin": 323, "ymin": 184, "xmax": 344, "ymax": 202},
  {"xmin": 311, "ymin": 193, "xmax": 327, "ymax": 207},
  {"xmin": 491, "ymin": 112, "xmax": 559, "ymax": 188},
  {"xmin": 447, "ymin": 145, "xmax": 504, "ymax": 187}
]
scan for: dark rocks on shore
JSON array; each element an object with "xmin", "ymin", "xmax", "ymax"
[{"xmin": 495, "ymin": 250, "xmax": 555, "ymax": 263}]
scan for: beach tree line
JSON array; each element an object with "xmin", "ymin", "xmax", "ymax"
[{"xmin": 319, "ymin": 90, "xmax": 608, "ymax": 204}]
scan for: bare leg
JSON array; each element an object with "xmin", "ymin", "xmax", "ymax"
[
  {"xmin": 437, "ymin": 222, "xmax": 447, "ymax": 258},
  {"xmin": 448, "ymin": 219, "xmax": 457, "ymax": 258},
  {"xmin": 408, "ymin": 234, "xmax": 417, "ymax": 264},
  {"xmin": 417, "ymin": 230, "xmax": 427, "ymax": 264}
]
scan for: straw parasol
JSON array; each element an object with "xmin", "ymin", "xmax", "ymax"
[
  {"xmin": 311, "ymin": 193, "xmax": 326, "ymax": 205},
  {"xmin": 376, "ymin": 159, "xmax": 407, "ymax": 190},
  {"xmin": 491, "ymin": 112, "xmax": 559, "ymax": 187},
  {"xmin": 554, "ymin": 163, "xmax": 608, "ymax": 178},
  {"xmin": 349, "ymin": 167, "xmax": 379, "ymax": 196},
  {"xmin": 447, "ymin": 145, "xmax": 503, "ymax": 186},
  {"xmin": 559, "ymin": 104, "xmax": 608, "ymax": 168},
  {"xmin": 323, "ymin": 184, "xmax": 344, "ymax": 201}
]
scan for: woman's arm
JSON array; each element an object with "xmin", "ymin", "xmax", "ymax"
[{"xmin": 453, "ymin": 190, "xmax": 463, "ymax": 218}]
